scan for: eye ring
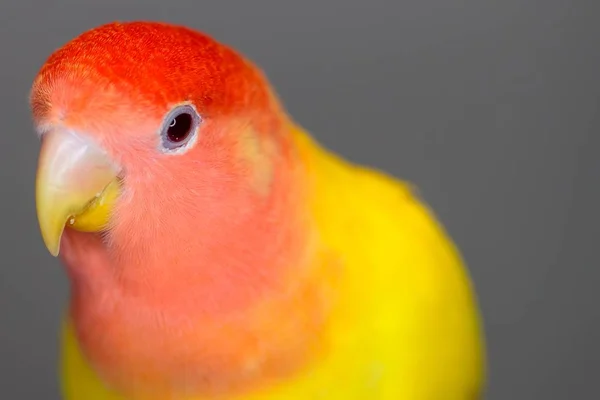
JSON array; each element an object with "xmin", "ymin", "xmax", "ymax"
[{"xmin": 159, "ymin": 104, "xmax": 201, "ymax": 153}]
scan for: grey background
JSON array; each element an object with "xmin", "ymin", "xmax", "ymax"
[{"xmin": 1, "ymin": 0, "xmax": 598, "ymax": 399}]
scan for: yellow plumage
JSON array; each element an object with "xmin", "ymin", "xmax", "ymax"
[{"xmin": 60, "ymin": 124, "xmax": 485, "ymax": 399}]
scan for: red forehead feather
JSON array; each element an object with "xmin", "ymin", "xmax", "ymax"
[{"xmin": 31, "ymin": 21, "xmax": 272, "ymax": 119}]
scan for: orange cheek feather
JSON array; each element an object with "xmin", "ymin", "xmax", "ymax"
[{"xmin": 57, "ymin": 119, "xmax": 335, "ymax": 398}]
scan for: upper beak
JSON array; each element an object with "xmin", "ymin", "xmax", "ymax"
[{"xmin": 35, "ymin": 129, "xmax": 121, "ymax": 256}]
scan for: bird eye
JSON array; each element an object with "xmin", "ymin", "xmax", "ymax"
[{"xmin": 159, "ymin": 104, "xmax": 201, "ymax": 152}]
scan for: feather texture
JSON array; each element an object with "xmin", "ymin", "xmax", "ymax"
[{"xmin": 31, "ymin": 21, "xmax": 485, "ymax": 400}]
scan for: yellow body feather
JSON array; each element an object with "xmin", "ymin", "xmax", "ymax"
[{"xmin": 61, "ymin": 125, "xmax": 485, "ymax": 399}]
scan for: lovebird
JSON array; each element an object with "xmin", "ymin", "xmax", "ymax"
[{"xmin": 31, "ymin": 21, "xmax": 486, "ymax": 400}]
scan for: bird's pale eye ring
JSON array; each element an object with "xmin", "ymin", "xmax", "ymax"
[{"xmin": 159, "ymin": 104, "xmax": 201, "ymax": 153}]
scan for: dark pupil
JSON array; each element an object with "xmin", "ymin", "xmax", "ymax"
[{"xmin": 167, "ymin": 113, "xmax": 193, "ymax": 142}]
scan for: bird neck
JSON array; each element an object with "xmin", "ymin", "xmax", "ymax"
[{"xmin": 59, "ymin": 122, "xmax": 342, "ymax": 398}]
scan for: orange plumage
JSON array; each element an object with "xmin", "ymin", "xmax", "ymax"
[{"xmin": 32, "ymin": 21, "xmax": 332, "ymax": 397}]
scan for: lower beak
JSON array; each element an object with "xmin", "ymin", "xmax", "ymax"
[{"xmin": 35, "ymin": 129, "xmax": 121, "ymax": 256}]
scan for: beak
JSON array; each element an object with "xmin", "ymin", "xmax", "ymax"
[{"xmin": 35, "ymin": 129, "xmax": 121, "ymax": 256}]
